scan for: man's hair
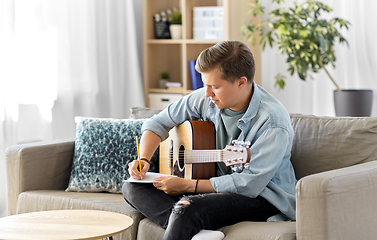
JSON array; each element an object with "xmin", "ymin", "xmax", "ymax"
[{"xmin": 195, "ymin": 40, "xmax": 255, "ymax": 84}]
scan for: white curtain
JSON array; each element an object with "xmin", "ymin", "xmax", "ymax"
[
  {"xmin": 260, "ymin": 0, "xmax": 377, "ymax": 117},
  {"xmin": 0, "ymin": 0, "xmax": 144, "ymax": 217}
]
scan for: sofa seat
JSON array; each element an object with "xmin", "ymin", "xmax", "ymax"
[
  {"xmin": 220, "ymin": 221, "xmax": 296, "ymax": 240},
  {"xmin": 16, "ymin": 190, "xmax": 144, "ymax": 240},
  {"xmin": 136, "ymin": 217, "xmax": 296, "ymax": 240}
]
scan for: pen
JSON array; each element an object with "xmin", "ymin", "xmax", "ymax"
[{"xmin": 136, "ymin": 136, "xmax": 142, "ymax": 179}]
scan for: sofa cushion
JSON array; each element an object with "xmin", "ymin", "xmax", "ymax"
[
  {"xmin": 137, "ymin": 218, "xmax": 165, "ymax": 240},
  {"xmin": 129, "ymin": 107, "xmax": 161, "ymax": 119},
  {"xmin": 66, "ymin": 117, "xmax": 159, "ymax": 193},
  {"xmin": 221, "ymin": 221, "xmax": 296, "ymax": 240},
  {"xmin": 290, "ymin": 114, "xmax": 377, "ymax": 179},
  {"xmin": 136, "ymin": 218, "xmax": 296, "ymax": 240},
  {"xmin": 16, "ymin": 190, "xmax": 144, "ymax": 240}
]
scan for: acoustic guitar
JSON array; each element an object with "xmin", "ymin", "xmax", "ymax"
[{"xmin": 159, "ymin": 120, "xmax": 251, "ymax": 179}]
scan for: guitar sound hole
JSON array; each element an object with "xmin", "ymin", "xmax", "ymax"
[
  {"xmin": 178, "ymin": 145, "xmax": 185, "ymax": 171},
  {"xmin": 169, "ymin": 140, "xmax": 173, "ymax": 175},
  {"xmin": 173, "ymin": 145, "xmax": 185, "ymax": 178}
]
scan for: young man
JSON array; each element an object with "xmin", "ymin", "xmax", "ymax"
[{"xmin": 123, "ymin": 40, "xmax": 296, "ymax": 240}]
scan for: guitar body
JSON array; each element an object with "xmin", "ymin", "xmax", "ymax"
[{"xmin": 159, "ymin": 121, "xmax": 216, "ymax": 179}]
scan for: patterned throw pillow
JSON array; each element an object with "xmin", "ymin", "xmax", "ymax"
[{"xmin": 66, "ymin": 117, "xmax": 159, "ymax": 193}]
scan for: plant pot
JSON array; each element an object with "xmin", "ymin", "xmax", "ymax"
[
  {"xmin": 334, "ymin": 89, "xmax": 373, "ymax": 117},
  {"xmin": 159, "ymin": 78, "xmax": 169, "ymax": 89},
  {"xmin": 169, "ymin": 24, "xmax": 182, "ymax": 39}
]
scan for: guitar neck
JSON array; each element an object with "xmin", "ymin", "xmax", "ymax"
[{"xmin": 176, "ymin": 149, "xmax": 223, "ymax": 164}]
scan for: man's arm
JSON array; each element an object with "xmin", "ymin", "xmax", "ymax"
[
  {"xmin": 129, "ymin": 130, "xmax": 161, "ymax": 179},
  {"xmin": 153, "ymin": 177, "xmax": 216, "ymax": 196},
  {"xmin": 140, "ymin": 130, "xmax": 161, "ymax": 161}
]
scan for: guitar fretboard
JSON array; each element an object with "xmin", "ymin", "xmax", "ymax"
[{"xmin": 170, "ymin": 150, "xmax": 223, "ymax": 164}]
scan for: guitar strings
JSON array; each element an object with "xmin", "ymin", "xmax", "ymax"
[
  {"xmin": 168, "ymin": 150, "xmax": 237, "ymax": 156},
  {"xmin": 168, "ymin": 150, "xmax": 221, "ymax": 154},
  {"xmin": 169, "ymin": 150, "xmax": 220, "ymax": 161},
  {"xmin": 167, "ymin": 151, "xmax": 242, "ymax": 157},
  {"xmin": 167, "ymin": 150, "xmax": 248, "ymax": 166},
  {"xmin": 167, "ymin": 150, "xmax": 247, "ymax": 163},
  {"xmin": 167, "ymin": 150, "xmax": 231, "ymax": 163},
  {"xmin": 168, "ymin": 150, "xmax": 222, "ymax": 156}
]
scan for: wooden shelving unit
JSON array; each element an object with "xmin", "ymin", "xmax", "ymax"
[{"xmin": 143, "ymin": 0, "xmax": 260, "ymax": 107}]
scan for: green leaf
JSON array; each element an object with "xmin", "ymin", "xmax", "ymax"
[
  {"xmin": 275, "ymin": 73, "xmax": 286, "ymax": 89},
  {"xmin": 248, "ymin": 3, "xmax": 256, "ymax": 8},
  {"xmin": 312, "ymin": 53, "xmax": 317, "ymax": 62},
  {"xmin": 299, "ymin": 29, "xmax": 311, "ymax": 37},
  {"xmin": 288, "ymin": 66, "xmax": 295, "ymax": 75},
  {"xmin": 262, "ymin": 41, "xmax": 267, "ymax": 50}
]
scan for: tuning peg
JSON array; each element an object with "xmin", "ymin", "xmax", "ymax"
[
  {"xmin": 232, "ymin": 139, "xmax": 251, "ymax": 147},
  {"xmin": 231, "ymin": 166, "xmax": 238, "ymax": 172},
  {"xmin": 232, "ymin": 140, "xmax": 245, "ymax": 147},
  {"xmin": 238, "ymin": 165, "xmax": 244, "ymax": 171},
  {"xmin": 244, "ymin": 163, "xmax": 250, "ymax": 170}
]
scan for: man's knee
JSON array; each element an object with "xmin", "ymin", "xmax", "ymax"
[
  {"xmin": 172, "ymin": 197, "xmax": 192, "ymax": 214},
  {"xmin": 172, "ymin": 194, "xmax": 207, "ymax": 215},
  {"xmin": 122, "ymin": 182, "xmax": 137, "ymax": 199}
]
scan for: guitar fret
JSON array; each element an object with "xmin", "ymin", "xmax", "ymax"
[{"xmin": 184, "ymin": 150, "xmax": 223, "ymax": 164}]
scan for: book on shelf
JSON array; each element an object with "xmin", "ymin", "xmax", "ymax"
[
  {"xmin": 188, "ymin": 60, "xmax": 203, "ymax": 90},
  {"xmin": 193, "ymin": 7, "xmax": 224, "ymax": 40},
  {"xmin": 165, "ymin": 82, "xmax": 182, "ymax": 88}
]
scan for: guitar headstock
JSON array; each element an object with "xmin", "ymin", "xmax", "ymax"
[{"xmin": 222, "ymin": 144, "xmax": 250, "ymax": 167}]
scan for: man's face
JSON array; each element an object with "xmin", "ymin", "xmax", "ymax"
[{"xmin": 202, "ymin": 67, "xmax": 244, "ymax": 111}]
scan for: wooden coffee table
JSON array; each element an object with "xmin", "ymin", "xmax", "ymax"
[{"xmin": 0, "ymin": 209, "xmax": 133, "ymax": 240}]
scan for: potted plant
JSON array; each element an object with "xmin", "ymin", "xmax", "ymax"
[
  {"xmin": 159, "ymin": 71, "xmax": 170, "ymax": 89},
  {"xmin": 169, "ymin": 10, "xmax": 182, "ymax": 39},
  {"xmin": 242, "ymin": 0, "xmax": 373, "ymax": 117}
]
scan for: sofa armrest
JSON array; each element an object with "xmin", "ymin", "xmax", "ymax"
[
  {"xmin": 296, "ymin": 160, "xmax": 377, "ymax": 240},
  {"xmin": 5, "ymin": 139, "xmax": 75, "ymax": 215}
]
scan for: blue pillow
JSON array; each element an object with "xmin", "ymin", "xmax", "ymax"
[{"xmin": 66, "ymin": 117, "xmax": 159, "ymax": 193}]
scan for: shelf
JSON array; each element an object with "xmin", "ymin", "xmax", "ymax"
[
  {"xmin": 149, "ymin": 88, "xmax": 184, "ymax": 94},
  {"xmin": 147, "ymin": 39, "xmax": 184, "ymax": 44},
  {"xmin": 185, "ymin": 39, "xmax": 221, "ymax": 44},
  {"xmin": 143, "ymin": 0, "xmax": 260, "ymax": 107}
]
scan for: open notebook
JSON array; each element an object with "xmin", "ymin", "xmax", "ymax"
[{"xmin": 123, "ymin": 172, "xmax": 176, "ymax": 183}]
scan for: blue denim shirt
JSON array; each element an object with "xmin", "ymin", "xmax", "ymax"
[{"xmin": 142, "ymin": 84, "xmax": 297, "ymax": 221}]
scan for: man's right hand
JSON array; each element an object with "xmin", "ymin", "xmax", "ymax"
[{"xmin": 128, "ymin": 159, "xmax": 150, "ymax": 180}]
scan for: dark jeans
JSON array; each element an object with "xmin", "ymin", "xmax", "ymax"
[{"xmin": 122, "ymin": 182, "xmax": 279, "ymax": 240}]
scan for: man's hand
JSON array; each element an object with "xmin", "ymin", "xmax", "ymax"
[
  {"xmin": 128, "ymin": 159, "xmax": 149, "ymax": 180},
  {"xmin": 153, "ymin": 177, "xmax": 195, "ymax": 196}
]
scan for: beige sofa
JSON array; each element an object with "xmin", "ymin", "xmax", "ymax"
[{"xmin": 6, "ymin": 114, "xmax": 377, "ymax": 240}]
